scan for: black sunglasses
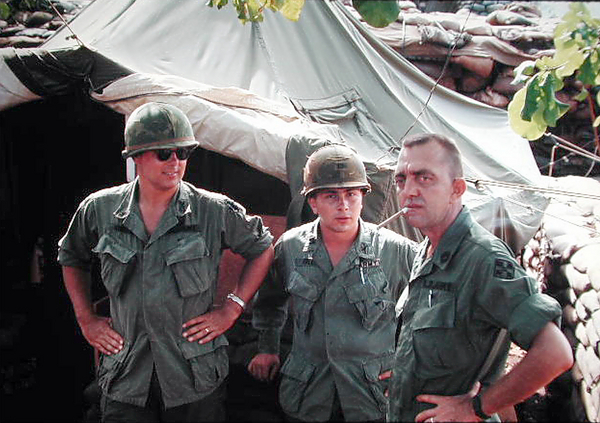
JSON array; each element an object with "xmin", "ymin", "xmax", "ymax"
[{"xmin": 154, "ymin": 148, "xmax": 195, "ymax": 161}]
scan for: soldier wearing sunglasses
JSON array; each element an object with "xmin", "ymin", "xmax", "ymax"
[{"xmin": 58, "ymin": 102, "xmax": 274, "ymax": 422}]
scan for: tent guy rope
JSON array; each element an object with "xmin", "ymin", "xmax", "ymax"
[{"xmin": 48, "ymin": 2, "xmax": 85, "ymax": 48}]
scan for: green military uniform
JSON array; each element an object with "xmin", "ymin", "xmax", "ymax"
[
  {"xmin": 253, "ymin": 218, "xmax": 416, "ymax": 422},
  {"xmin": 58, "ymin": 179, "xmax": 273, "ymax": 408},
  {"xmin": 388, "ymin": 207, "xmax": 562, "ymax": 422}
]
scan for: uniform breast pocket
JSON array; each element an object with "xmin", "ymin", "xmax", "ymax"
[
  {"xmin": 179, "ymin": 336, "xmax": 229, "ymax": 394},
  {"xmin": 344, "ymin": 271, "xmax": 395, "ymax": 330},
  {"xmin": 92, "ymin": 234, "xmax": 136, "ymax": 297},
  {"xmin": 165, "ymin": 236, "xmax": 214, "ymax": 298},
  {"xmin": 279, "ymin": 351, "xmax": 316, "ymax": 414},
  {"xmin": 411, "ymin": 290, "xmax": 460, "ymax": 378},
  {"xmin": 363, "ymin": 354, "xmax": 394, "ymax": 412},
  {"xmin": 97, "ymin": 343, "xmax": 130, "ymax": 392},
  {"xmin": 287, "ymin": 271, "xmax": 321, "ymax": 332}
]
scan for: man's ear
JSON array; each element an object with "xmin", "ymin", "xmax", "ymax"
[
  {"xmin": 452, "ymin": 178, "xmax": 467, "ymax": 198},
  {"xmin": 307, "ymin": 196, "xmax": 318, "ymax": 215}
]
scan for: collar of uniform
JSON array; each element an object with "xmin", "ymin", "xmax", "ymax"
[
  {"xmin": 430, "ymin": 206, "xmax": 473, "ymax": 270},
  {"xmin": 300, "ymin": 219, "xmax": 320, "ymax": 256},
  {"xmin": 306, "ymin": 218, "xmax": 376, "ymax": 260},
  {"xmin": 112, "ymin": 178, "xmax": 139, "ymax": 221},
  {"xmin": 112, "ymin": 179, "xmax": 191, "ymax": 219},
  {"xmin": 173, "ymin": 182, "xmax": 193, "ymax": 219},
  {"xmin": 356, "ymin": 219, "xmax": 376, "ymax": 260}
]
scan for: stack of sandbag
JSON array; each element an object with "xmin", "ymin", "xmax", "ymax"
[
  {"xmin": 352, "ymin": 1, "xmax": 558, "ymax": 108},
  {"xmin": 349, "ymin": 1, "xmax": 598, "ymax": 176},
  {"xmin": 522, "ymin": 175, "xmax": 600, "ymax": 422},
  {"xmin": 0, "ymin": 0, "xmax": 90, "ymax": 48}
]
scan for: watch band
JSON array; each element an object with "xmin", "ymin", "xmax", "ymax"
[
  {"xmin": 226, "ymin": 293, "xmax": 246, "ymax": 310},
  {"xmin": 472, "ymin": 392, "xmax": 491, "ymax": 420}
]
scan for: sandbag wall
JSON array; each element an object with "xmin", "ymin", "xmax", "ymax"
[{"xmin": 522, "ymin": 176, "xmax": 600, "ymax": 422}]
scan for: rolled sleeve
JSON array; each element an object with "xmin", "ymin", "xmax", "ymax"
[
  {"xmin": 508, "ymin": 293, "xmax": 562, "ymax": 350},
  {"xmin": 221, "ymin": 199, "xmax": 274, "ymax": 260},
  {"xmin": 57, "ymin": 246, "xmax": 92, "ymax": 270},
  {"xmin": 57, "ymin": 197, "xmax": 98, "ymax": 270}
]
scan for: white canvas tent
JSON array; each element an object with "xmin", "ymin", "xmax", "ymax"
[{"xmin": 0, "ymin": 0, "xmax": 548, "ymax": 251}]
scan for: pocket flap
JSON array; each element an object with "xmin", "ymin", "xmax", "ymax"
[
  {"xmin": 412, "ymin": 291, "xmax": 456, "ymax": 330},
  {"xmin": 280, "ymin": 352, "xmax": 316, "ymax": 383},
  {"xmin": 344, "ymin": 283, "xmax": 370, "ymax": 303},
  {"xmin": 100, "ymin": 342, "xmax": 130, "ymax": 369},
  {"xmin": 288, "ymin": 271, "xmax": 320, "ymax": 301},
  {"xmin": 165, "ymin": 236, "xmax": 209, "ymax": 266},
  {"xmin": 92, "ymin": 234, "xmax": 136, "ymax": 264},
  {"xmin": 363, "ymin": 354, "xmax": 393, "ymax": 382},
  {"xmin": 179, "ymin": 335, "xmax": 229, "ymax": 360}
]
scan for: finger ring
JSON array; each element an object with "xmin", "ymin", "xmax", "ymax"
[
  {"xmin": 205, "ymin": 328, "xmax": 210, "ymax": 333},
  {"xmin": 428, "ymin": 418, "xmax": 435, "ymax": 423}
]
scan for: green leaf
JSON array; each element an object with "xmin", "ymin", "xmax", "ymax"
[
  {"xmin": 247, "ymin": 0, "xmax": 265, "ymax": 20},
  {"xmin": 0, "ymin": 3, "xmax": 10, "ymax": 20},
  {"xmin": 353, "ymin": 0, "xmax": 399, "ymax": 28},
  {"xmin": 554, "ymin": 42, "xmax": 586, "ymax": 78},
  {"xmin": 512, "ymin": 60, "xmax": 536, "ymax": 85},
  {"xmin": 529, "ymin": 107, "xmax": 550, "ymax": 140},
  {"xmin": 206, "ymin": 0, "xmax": 229, "ymax": 9},
  {"xmin": 266, "ymin": 0, "xmax": 284, "ymax": 9},
  {"xmin": 578, "ymin": 55, "xmax": 596, "ymax": 85},
  {"xmin": 508, "ymin": 89, "xmax": 547, "ymax": 140},
  {"xmin": 521, "ymin": 77, "xmax": 541, "ymax": 122},
  {"xmin": 209, "ymin": 0, "xmax": 304, "ymax": 23},
  {"xmin": 277, "ymin": 0, "xmax": 304, "ymax": 21},
  {"xmin": 574, "ymin": 87, "xmax": 589, "ymax": 102},
  {"xmin": 542, "ymin": 99, "xmax": 570, "ymax": 127}
]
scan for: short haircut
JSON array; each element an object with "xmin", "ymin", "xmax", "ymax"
[{"xmin": 401, "ymin": 134, "xmax": 464, "ymax": 178}]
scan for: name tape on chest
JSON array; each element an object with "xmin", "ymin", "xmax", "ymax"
[
  {"xmin": 422, "ymin": 280, "xmax": 456, "ymax": 292},
  {"xmin": 360, "ymin": 258, "xmax": 381, "ymax": 268},
  {"xmin": 294, "ymin": 258, "xmax": 314, "ymax": 266}
]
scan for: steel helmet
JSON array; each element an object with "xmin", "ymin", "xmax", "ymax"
[
  {"xmin": 301, "ymin": 144, "xmax": 371, "ymax": 196},
  {"xmin": 122, "ymin": 102, "xmax": 199, "ymax": 159}
]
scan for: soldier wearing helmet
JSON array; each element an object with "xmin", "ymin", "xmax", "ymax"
[
  {"xmin": 58, "ymin": 102, "xmax": 274, "ymax": 422},
  {"xmin": 248, "ymin": 143, "xmax": 416, "ymax": 422}
]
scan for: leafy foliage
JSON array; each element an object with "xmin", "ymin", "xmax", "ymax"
[
  {"xmin": 207, "ymin": 0, "xmax": 400, "ymax": 28},
  {"xmin": 352, "ymin": 0, "xmax": 399, "ymax": 28},
  {"xmin": 0, "ymin": 0, "xmax": 53, "ymax": 21},
  {"xmin": 508, "ymin": 3, "xmax": 600, "ymax": 140},
  {"xmin": 0, "ymin": 2, "xmax": 11, "ymax": 20},
  {"xmin": 206, "ymin": 0, "xmax": 305, "ymax": 23}
]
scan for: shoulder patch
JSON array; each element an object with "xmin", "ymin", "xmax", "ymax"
[
  {"xmin": 225, "ymin": 199, "xmax": 245, "ymax": 215},
  {"xmin": 493, "ymin": 258, "xmax": 515, "ymax": 279}
]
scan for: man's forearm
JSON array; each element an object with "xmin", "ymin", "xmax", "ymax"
[
  {"xmin": 231, "ymin": 245, "xmax": 274, "ymax": 307},
  {"xmin": 479, "ymin": 322, "xmax": 573, "ymax": 417},
  {"xmin": 62, "ymin": 266, "xmax": 95, "ymax": 325}
]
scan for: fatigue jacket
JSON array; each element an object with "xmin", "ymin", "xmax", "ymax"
[
  {"xmin": 388, "ymin": 207, "xmax": 562, "ymax": 422},
  {"xmin": 58, "ymin": 179, "xmax": 273, "ymax": 408},
  {"xmin": 253, "ymin": 218, "xmax": 416, "ymax": 422}
]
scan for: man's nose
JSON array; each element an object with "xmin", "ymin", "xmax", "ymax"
[
  {"xmin": 338, "ymin": 194, "xmax": 350, "ymax": 209},
  {"xmin": 399, "ymin": 178, "xmax": 418, "ymax": 201},
  {"xmin": 166, "ymin": 151, "xmax": 180, "ymax": 162}
]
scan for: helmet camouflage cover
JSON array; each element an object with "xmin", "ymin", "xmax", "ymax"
[
  {"xmin": 302, "ymin": 144, "xmax": 371, "ymax": 196},
  {"xmin": 122, "ymin": 102, "xmax": 199, "ymax": 159}
]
